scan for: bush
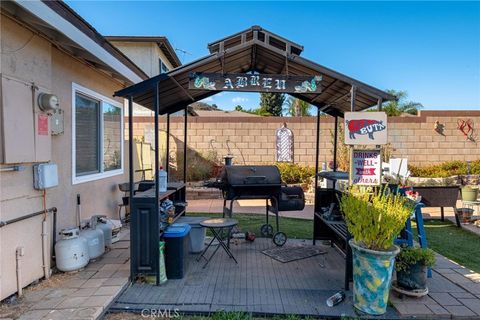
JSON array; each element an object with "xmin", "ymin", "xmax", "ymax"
[
  {"xmin": 409, "ymin": 160, "xmax": 480, "ymax": 178},
  {"xmin": 395, "ymin": 246, "xmax": 436, "ymax": 272},
  {"xmin": 340, "ymin": 187, "xmax": 414, "ymax": 251},
  {"xmin": 276, "ymin": 163, "xmax": 315, "ymax": 184}
]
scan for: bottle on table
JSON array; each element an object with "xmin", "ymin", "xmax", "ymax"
[{"xmin": 159, "ymin": 166, "xmax": 167, "ymax": 192}]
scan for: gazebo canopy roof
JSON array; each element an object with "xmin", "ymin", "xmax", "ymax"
[{"xmin": 115, "ymin": 26, "xmax": 396, "ymax": 117}]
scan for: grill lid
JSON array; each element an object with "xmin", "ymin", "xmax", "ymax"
[{"xmin": 222, "ymin": 165, "xmax": 282, "ymax": 186}]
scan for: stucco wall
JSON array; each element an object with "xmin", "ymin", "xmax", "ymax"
[
  {"xmin": 0, "ymin": 16, "xmax": 129, "ymax": 300},
  {"xmin": 108, "ymin": 41, "xmax": 175, "ymax": 78},
  {"xmin": 129, "ymin": 110, "xmax": 480, "ymax": 170}
]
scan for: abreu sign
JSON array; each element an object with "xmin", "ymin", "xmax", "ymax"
[{"xmin": 344, "ymin": 112, "xmax": 388, "ymax": 145}]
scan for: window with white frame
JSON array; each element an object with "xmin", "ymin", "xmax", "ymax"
[{"xmin": 72, "ymin": 83, "xmax": 123, "ymax": 184}]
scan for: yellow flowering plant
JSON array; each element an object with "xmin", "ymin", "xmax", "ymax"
[{"xmin": 339, "ymin": 187, "xmax": 414, "ymax": 251}]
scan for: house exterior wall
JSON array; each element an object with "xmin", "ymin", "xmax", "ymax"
[
  {"xmin": 129, "ymin": 110, "xmax": 480, "ymax": 169},
  {"xmin": 0, "ymin": 16, "xmax": 128, "ymax": 300},
  {"xmin": 111, "ymin": 41, "xmax": 176, "ymax": 117},
  {"xmin": 108, "ymin": 41, "xmax": 175, "ymax": 78}
]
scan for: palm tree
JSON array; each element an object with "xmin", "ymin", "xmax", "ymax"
[
  {"xmin": 381, "ymin": 90, "xmax": 423, "ymax": 116},
  {"xmin": 285, "ymin": 96, "xmax": 312, "ymax": 116}
]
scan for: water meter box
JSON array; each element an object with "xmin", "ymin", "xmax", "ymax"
[
  {"xmin": 163, "ymin": 223, "xmax": 191, "ymax": 279},
  {"xmin": 33, "ymin": 163, "xmax": 58, "ymax": 189}
]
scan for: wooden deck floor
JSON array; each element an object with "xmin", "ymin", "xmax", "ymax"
[{"xmin": 110, "ymin": 238, "xmax": 399, "ymax": 318}]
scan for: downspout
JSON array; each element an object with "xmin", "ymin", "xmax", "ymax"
[{"xmin": 16, "ymin": 247, "xmax": 25, "ymax": 297}]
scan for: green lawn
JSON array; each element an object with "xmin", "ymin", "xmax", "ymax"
[
  {"xmin": 413, "ymin": 219, "xmax": 480, "ymax": 273},
  {"xmin": 188, "ymin": 212, "xmax": 313, "ymax": 240}
]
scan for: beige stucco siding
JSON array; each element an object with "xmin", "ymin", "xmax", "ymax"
[
  {"xmin": 1, "ymin": 15, "xmax": 128, "ymax": 300},
  {"xmin": 110, "ymin": 41, "xmax": 176, "ymax": 78}
]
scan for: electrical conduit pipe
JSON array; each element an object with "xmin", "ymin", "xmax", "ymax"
[
  {"xmin": 42, "ymin": 190, "xmax": 51, "ymax": 279},
  {"xmin": 16, "ymin": 247, "xmax": 25, "ymax": 297}
]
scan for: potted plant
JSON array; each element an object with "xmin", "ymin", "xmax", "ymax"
[
  {"xmin": 461, "ymin": 186, "xmax": 479, "ymax": 202},
  {"xmin": 340, "ymin": 188, "xmax": 414, "ymax": 315},
  {"xmin": 395, "ymin": 246, "xmax": 435, "ymax": 292}
]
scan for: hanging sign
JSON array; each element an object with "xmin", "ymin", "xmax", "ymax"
[
  {"xmin": 344, "ymin": 112, "xmax": 387, "ymax": 145},
  {"xmin": 352, "ymin": 149, "xmax": 382, "ymax": 186},
  {"xmin": 188, "ymin": 72, "xmax": 322, "ymax": 93}
]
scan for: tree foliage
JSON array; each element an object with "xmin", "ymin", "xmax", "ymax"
[
  {"xmin": 381, "ymin": 90, "xmax": 423, "ymax": 116},
  {"xmin": 284, "ymin": 96, "xmax": 312, "ymax": 117},
  {"xmin": 259, "ymin": 92, "xmax": 285, "ymax": 116}
]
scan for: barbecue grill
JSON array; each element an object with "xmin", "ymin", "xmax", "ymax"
[{"xmin": 205, "ymin": 165, "xmax": 305, "ymax": 246}]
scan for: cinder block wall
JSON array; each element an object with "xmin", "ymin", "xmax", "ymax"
[{"xmin": 127, "ymin": 111, "xmax": 480, "ymax": 167}]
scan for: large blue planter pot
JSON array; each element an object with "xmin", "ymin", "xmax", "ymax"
[{"xmin": 350, "ymin": 240, "xmax": 399, "ymax": 315}]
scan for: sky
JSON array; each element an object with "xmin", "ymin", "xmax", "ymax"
[{"xmin": 66, "ymin": 1, "xmax": 480, "ymax": 111}]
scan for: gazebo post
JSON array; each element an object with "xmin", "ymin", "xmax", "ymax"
[
  {"xmin": 333, "ymin": 115, "xmax": 338, "ymax": 172},
  {"xmin": 154, "ymin": 83, "xmax": 161, "ymax": 285},
  {"xmin": 377, "ymin": 98, "xmax": 383, "ymax": 111},
  {"xmin": 313, "ymin": 106, "xmax": 321, "ymax": 245},
  {"xmin": 128, "ymin": 95, "xmax": 134, "ymax": 282},
  {"xmin": 166, "ymin": 113, "xmax": 170, "ymax": 180},
  {"xmin": 348, "ymin": 86, "xmax": 356, "ymax": 185},
  {"xmin": 183, "ymin": 106, "xmax": 188, "ymax": 183}
]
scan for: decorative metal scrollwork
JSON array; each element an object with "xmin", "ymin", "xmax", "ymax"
[{"xmin": 276, "ymin": 123, "xmax": 294, "ymax": 162}]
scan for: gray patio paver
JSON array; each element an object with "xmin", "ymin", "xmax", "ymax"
[
  {"xmin": 392, "ymin": 303, "xmax": 434, "ymax": 316},
  {"xmin": 429, "ymin": 292, "xmax": 463, "ymax": 306},
  {"xmin": 443, "ymin": 305, "xmax": 478, "ymax": 317},
  {"xmin": 69, "ymin": 287, "xmax": 98, "ymax": 297},
  {"xmin": 451, "ymin": 291, "xmax": 477, "ymax": 299},
  {"xmin": 94, "ymin": 285, "xmax": 123, "ymax": 296},
  {"xmin": 80, "ymin": 278, "xmax": 108, "ymax": 288},
  {"xmin": 55, "ymin": 296, "xmax": 88, "ymax": 309},
  {"xmin": 459, "ymin": 298, "xmax": 480, "ymax": 315},
  {"xmin": 17, "ymin": 309, "xmax": 51, "ymax": 320},
  {"xmin": 81, "ymin": 295, "xmax": 113, "ymax": 308},
  {"xmin": 30, "ymin": 297, "xmax": 64, "ymax": 310},
  {"xmin": 426, "ymin": 304, "xmax": 451, "ymax": 316}
]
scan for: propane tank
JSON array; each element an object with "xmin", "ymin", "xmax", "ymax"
[
  {"xmin": 91, "ymin": 215, "xmax": 113, "ymax": 248},
  {"xmin": 80, "ymin": 218, "xmax": 105, "ymax": 260},
  {"xmin": 55, "ymin": 228, "xmax": 89, "ymax": 272}
]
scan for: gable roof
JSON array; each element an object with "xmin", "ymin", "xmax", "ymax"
[
  {"xmin": 1, "ymin": 1, "xmax": 148, "ymax": 85},
  {"xmin": 115, "ymin": 26, "xmax": 396, "ymax": 117},
  {"xmin": 105, "ymin": 36, "xmax": 182, "ymax": 68}
]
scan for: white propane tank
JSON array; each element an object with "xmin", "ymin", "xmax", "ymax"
[
  {"xmin": 55, "ymin": 228, "xmax": 89, "ymax": 272},
  {"xmin": 80, "ymin": 219, "xmax": 105, "ymax": 260},
  {"xmin": 92, "ymin": 215, "xmax": 113, "ymax": 248}
]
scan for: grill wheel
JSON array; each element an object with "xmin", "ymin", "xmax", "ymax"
[
  {"xmin": 260, "ymin": 224, "xmax": 273, "ymax": 237},
  {"xmin": 273, "ymin": 232, "xmax": 287, "ymax": 246}
]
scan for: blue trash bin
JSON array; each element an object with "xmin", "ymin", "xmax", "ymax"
[{"xmin": 163, "ymin": 223, "xmax": 191, "ymax": 279}]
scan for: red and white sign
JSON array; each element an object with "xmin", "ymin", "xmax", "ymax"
[
  {"xmin": 344, "ymin": 112, "xmax": 388, "ymax": 145},
  {"xmin": 38, "ymin": 114, "xmax": 49, "ymax": 136},
  {"xmin": 352, "ymin": 149, "xmax": 382, "ymax": 186}
]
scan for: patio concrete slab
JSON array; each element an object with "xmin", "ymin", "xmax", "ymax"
[{"xmin": 0, "ymin": 229, "xmax": 131, "ymax": 320}]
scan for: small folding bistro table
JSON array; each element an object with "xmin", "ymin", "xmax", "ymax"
[{"xmin": 197, "ymin": 218, "xmax": 238, "ymax": 268}]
